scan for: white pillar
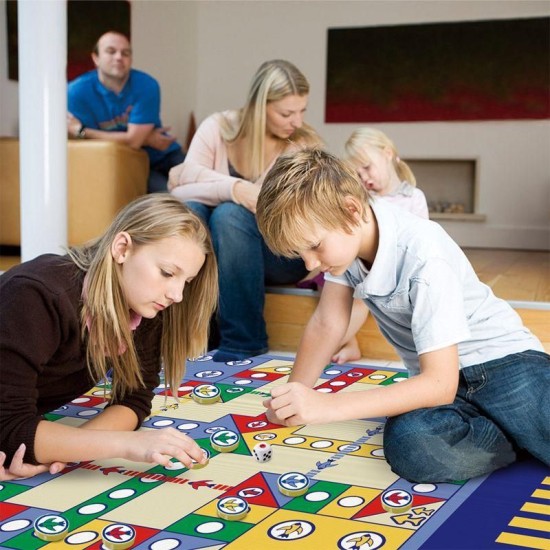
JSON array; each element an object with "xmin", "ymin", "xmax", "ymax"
[{"xmin": 18, "ymin": 0, "xmax": 67, "ymax": 261}]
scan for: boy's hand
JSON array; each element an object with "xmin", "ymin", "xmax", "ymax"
[
  {"xmin": 0, "ymin": 444, "xmax": 66, "ymax": 481},
  {"xmin": 124, "ymin": 428, "xmax": 206, "ymax": 469},
  {"xmin": 263, "ymin": 382, "xmax": 333, "ymax": 426}
]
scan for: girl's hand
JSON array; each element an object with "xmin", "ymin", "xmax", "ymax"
[
  {"xmin": 262, "ymin": 382, "xmax": 334, "ymax": 426},
  {"xmin": 0, "ymin": 444, "xmax": 66, "ymax": 481},
  {"xmin": 124, "ymin": 428, "xmax": 206, "ymax": 469}
]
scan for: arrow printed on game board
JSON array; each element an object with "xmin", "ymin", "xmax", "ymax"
[
  {"xmin": 391, "ymin": 514, "xmax": 426, "ymax": 526},
  {"xmin": 188, "ymin": 480, "xmax": 215, "ymax": 490},
  {"xmin": 347, "ymin": 534, "xmax": 373, "ymax": 549},
  {"xmin": 316, "ymin": 458, "xmax": 337, "ymax": 469},
  {"xmin": 277, "ymin": 523, "xmax": 303, "ymax": 538}
]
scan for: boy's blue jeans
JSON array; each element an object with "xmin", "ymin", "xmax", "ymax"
[
  {"xmin": 384, "ymin": 350, "xmax": 550, "ymax": 483},
  {"xmin": 186, "ymin": 201, "xmax": 308, "ymax": 358}
]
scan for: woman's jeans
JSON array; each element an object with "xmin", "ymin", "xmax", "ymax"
[
  {"xmin": 384, "ymin": 350, "xmax": 550, "ymax": 483},
  {"xmin": 187, "ymin": 201, "xmax": 308, "ymax": 357}
]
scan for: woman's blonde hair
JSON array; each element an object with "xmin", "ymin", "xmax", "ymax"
[
  {"xmin": 344, "ymin": 127, "xmax": 416, "ymax": 187},
  {"xmin": 257, "ymin": 148, "xmax": 370, "ymax": 258},
  {"xmin": 68, "ymin": 194, "xmax": 218, "ymax": 401},
  {"xmin": 220, "ymin": 59, "xmax": 319, "ymax": 181}
]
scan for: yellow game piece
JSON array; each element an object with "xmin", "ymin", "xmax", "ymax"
[
  {"xmin": 192, "ymin": 448, "xmax": 210, "ymax": 469},
  {"xmin": 216, "ymin": 496, "xmax": 249, "ymax": 521},
  {"xmin": 191, "ymin": 384, "xmax": 221, "ymax": 404},
  {"xmin": 277, "ymin": 472, "xmax": 309, "ymax": 497},
  {"xmin": 33, "ymin": 514, "xmax": 69, "ymax": 542},
  {"xmin": 210, "ymin": 429, "xmax": 239, "ymax": 452},
  {"xmin": 380, "ymin": 489, "xmax": 413, "ymax": 514},
  {"xmin": 101, "ymin": 523, "xmax": 136, "ymax": 549}
]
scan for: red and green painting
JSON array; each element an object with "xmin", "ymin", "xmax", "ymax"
[{"xmin": 326, "ymin": 17, "xmax": 550, "ymax": 122}]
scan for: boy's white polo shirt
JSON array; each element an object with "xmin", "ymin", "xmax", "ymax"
[{"xmin": 325, "ymin": 199, "xmax": 542, "ymax": 375}]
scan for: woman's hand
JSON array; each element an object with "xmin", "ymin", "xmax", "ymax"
[
  {"xmin": 262, "ymin": 382, "xmax": 334, "ymax": 426},
  {"xmin": 0, "ymin": 444, "xmax": 66, "ymax": 481},
  {"xmin": 123, "ymin": 428, "xmax": 207, "ymax": 469},
  {"xmin": 233, "ymin": 181, "xmax": 260, "ymax": 213},
  {"xmin": 168, "ymin": 163, "xmax": 185, "ymax": 191}
]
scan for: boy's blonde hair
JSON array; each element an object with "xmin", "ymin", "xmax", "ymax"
[
  {"xmin": 344, "ymin": 127, "xmax": 417, "ymax": 187},
  {"xmin": 256, "ymin": 148, "xmax": 370, "ymax": 258},
  {"xmin": 68, "ymin": 194, "xmax": 218, "ymax": 401},
  {"xmin": 220, "ymin": 59, "xmax": 320, "ymax": 181}
]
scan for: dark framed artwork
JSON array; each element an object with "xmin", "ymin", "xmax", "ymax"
[
  {"xmin": 326, "ymin": 17, "xmax": 550, "ymax": 122},
  {"xmin": 7, "ymin": 0, "xmax": 131, "ymax": 82}
]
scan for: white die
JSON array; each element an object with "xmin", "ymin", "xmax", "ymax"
[{"xmin": 253, "ymin": 442, "xmax": 272, "ymax": 462}]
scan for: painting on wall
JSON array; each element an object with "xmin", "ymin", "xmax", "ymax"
[
  {"xmin": 7, "ymin": 0, "xmax": 131, "ymax": 82},
  {"xmin": 326, "ymin": 17, "xmax": 550, "ymax": 123}
]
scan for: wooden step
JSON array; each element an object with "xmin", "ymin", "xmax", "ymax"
[{"xmin": 265, "ymin": 291, "xmax": 550, "ymax": 359}]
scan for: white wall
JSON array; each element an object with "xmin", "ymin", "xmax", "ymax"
[{"xmin": 2, "ymin": 0, "xmax": 549, "ymax": 249}]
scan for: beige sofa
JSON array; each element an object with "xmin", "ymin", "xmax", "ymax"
[{"xmin": 0, "ymin": 137, "xmax": 148, "ymax": 246}]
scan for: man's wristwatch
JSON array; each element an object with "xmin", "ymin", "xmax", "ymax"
[{"xmin": 76, "ymin": 125, "xmax": 86, "ymax": 139}]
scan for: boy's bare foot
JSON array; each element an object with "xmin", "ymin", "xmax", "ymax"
[{"xmin": 332, "ymin": 337, "xmax": 362, "ymax": 364}]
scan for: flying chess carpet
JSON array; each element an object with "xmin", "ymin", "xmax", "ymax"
[{"xmin": 1, "ymin": 353, "xmax": 548, "ymax": 549}]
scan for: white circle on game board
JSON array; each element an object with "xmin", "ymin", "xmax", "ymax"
[
  {"xmin": 369, "ymin": 374, "xmax": 387, "ymax": 380},
  {"xmin": 92, "ymin": 390, "xmax": 110, "ymax": 396},
  {"xmin": 109, "ymin": 488, "xmax": 136, "ymax": 499},
  {"xmin": 305, "ymin": 491, "xmax": 330, "ymax": 502},
  {"xmin": 177, "ymin": 422, "xmax": 199, "ymax": 430},
  {"xmin": 310, "ymin": 440, "xmax": 332, "ymax": 449},
  {"xmin": 251, "ymin": 372, "xmax": 267, "ymax": 378},
  {"xmin": 1, "ymin": 519, "xmax": 31, "ymax": 531},
  {"xmin": 283, "ymin": 436, "xmax": 306, "ymax": 445},
  {"xmin": 78, "ymin": 503, "xmax": 106, "ymax": 515},
  {"xmin": 329, "ymin": 380, "xmax": 346, "ymax": 386},
  {"xmin": 412, "ymin": 483, "xmax": 437, "ymax": 493},
  {"xmin": 268, "ymin": 519, "xmax": 315, "ymax": 541},
  {"xmin": 71, "ymin": 397, "xmax": 90, "ymax": 403},
  {"xmin": 0, "ymin": 484, "xmax": 4, "ymax": 492},
  {"xmin": 338, "ymin": 444, "xmax": 360, "ymax": 453},
  {"xmin": 338, "ymin": 531, "xmax": 385, "ymax": 550},
  {"xmin": 347, "ymin": 371, "xmax": 363, "ymax": 378},
  {"xmin": 324, "ymin": 369, "xmax": 341, "ymax": 375},
  {"xmin": 247, "ymin": 420, "xmax": 267, "ymax": 429},
  {"xmin": 149, "ymin": 539, "xmax": 181, "ymax": 550},
  {"xmin": 53, "ymin": 405, "xmax": 69, "ymax": 411},
  {"xmin": 254, "ymin": 432, "xmax": 276, "ymax": 441},
  {"xmin": 195, "ymin": 521, "xmax": 224, "ymax": 534},
  {"xmin": 371, "ymin": 448, "xmax": 385, "ymax": 458},
  {"xmin": 274, "ymin": 366, "xmax": 292, "ymax": 373},
  {"xmin": 157, "ymin": 383, "xmax": 167, "ymax": 389},
  {"xmin": 140, "ymin": 476, "xmax": 161, "ymax": 483},
  {"xmin": 393, "ymin": 376, "xmax": 407, "ymax": 382},
  {"xmin": 165, "ymin": 460, "xmax": 185, "ymax": 470},
  {"xmin": 196, "ymin": 370, "xmax": 223, "ymax": 378},
  {"xmin": 178, "ymin": 385, "xmax": 194, "ymax": 392},
  {"xmin": 226, "ymin": 387, "xmax": 244, "ymax": 394},
  {"xmin": 338, "ymin": 496, "xmax": 365, "ymax": 508},
  {"xmin": 77, "ymin": 410, "xmax": 99, "ymax": 417},
  {"xmin": 317, "ymin": 388, "xmax": 333, "ymax": 393},
  {"xmin": 152, "ymin": 419, "xmax": 175, "ymax": 427},
  {"xmin": 205, "ymin": 426, "xmax": 225, "ymax": 434},
  {"xmin": 234, "ymin": 379, "xmax": 252, "ymax": 385},
  {"xmin": 195, "ymin": 354, "xmax": 213, "ymax": 362},
  {"xmin": 226, "ymin": 359, "xmax": 252, "ymax": 366},
  {"xmin": 65, "ymin": 530, "xmax": 98, "ymax": 544}
]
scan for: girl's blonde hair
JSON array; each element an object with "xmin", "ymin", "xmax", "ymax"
[
  {"xmin": 344, "ymin": 127, "xmax": 416, "ymax": 187},
  {"xmin": 257, "ymin": 148, "xmax": 370, "ymax": 258},
  {"xmin": 220, "ymin": 59, "xmax": 320, "ymax": 181},
  {"xmin": 68, "ymin": 194, "xmax": 218, "ymax": 401}
]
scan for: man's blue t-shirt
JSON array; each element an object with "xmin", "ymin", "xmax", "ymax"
[{"xmin": 68, "ymin": 69, "xmax": 180, "ymax": 166}]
